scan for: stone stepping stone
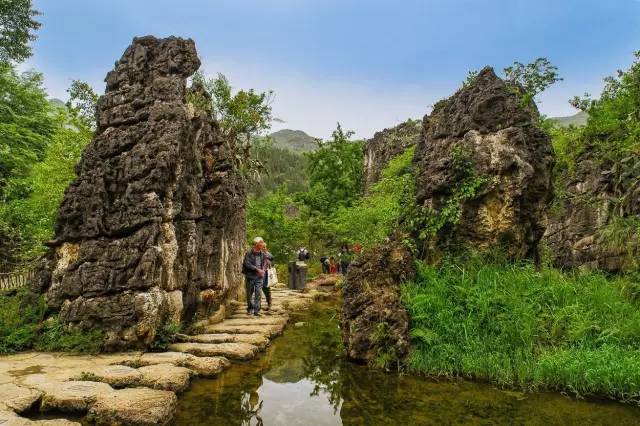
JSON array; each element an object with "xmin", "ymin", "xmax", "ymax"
[
  {"xmin": 73, "ymin": 365, "xmax": 142, "ymax": 389},
  {"xmin": 221, "ymin": 317, "xmax": 287, "ymax": 326},
  {"xmin": 125, "ymin": 352, "xmax": 230, "ymax": 377},
  {"xmin": 39, "ymin": 381, "xmax": 113, "ymax": 413},
  {"xmin": 0, "ymin": 383, "xmax": 42, "ymax": 413},
  {"xmin": 178, "ymin": 333, "xmax": 270, "ymax": 349},
  {"xmin": 87, "ymin": 387, "xmax": 177, "ymax": 426},
  {"xmin": 137, "ymin": 364, "xmax": 191, "ymax": 393},
  {"xmin": 204, "ymin": 323, "xmax": 285, "ymax": 337},
  {"xmin": 0, "ymin": 409, "xmax": 80, "ymax": 426},
  {"xmin": 168, "ymin": 342, "xmax": 259, "ymax": 361}
]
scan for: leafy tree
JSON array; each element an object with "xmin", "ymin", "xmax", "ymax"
[
  {"xmin": 0, "ymin": 62, "xmax": 54, "ymax": 201},
  {"xmin": 0, "ymin": 0, "xmax": 41, "ymax": 63},
  {"xmin": 66, "ymin": 79, "xmax": 98, "ymax": 130},
  {"xmin": 190, "ymin": 71, "xmax": 273, "ymax": 145},
  {"xmin": 302, "ymin": 124, "xmax": 364, "ymax": 215},
  {"xmin": 503, "ymin": 57, "xmax": 562, "ymax": 102},
  {"xmin": 0, "ymin": 109, "xmax": 91, "ymax": 268},
  {"xmin": 249, "ymin": 138, "xmax": 308, "ymax": 197}
]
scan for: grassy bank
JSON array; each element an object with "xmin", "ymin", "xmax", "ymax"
[
  {"xmin": 403, "ymin": 259, "xmax": 640, "ymax": 402},
  {"xmin": 0, "ymin": 288, "xmax": 103, "ymax": 354}
]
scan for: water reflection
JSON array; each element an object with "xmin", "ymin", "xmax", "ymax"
[{"xmin": 174, "ymin": 301, "xmax": 640, "ymax": 426}]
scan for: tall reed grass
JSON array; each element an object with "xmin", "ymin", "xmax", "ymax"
[{"xmin": 403, "ymin": 259, "xmax": 640, "ymax": 402}]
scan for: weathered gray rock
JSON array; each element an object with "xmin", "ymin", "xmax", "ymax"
[
  {"xmin": 413, "ymin": 67, "xmax": 554, "ymax": 261},
  {"xmin": 544, "ymin": 155, "xmax": 640, "ymax": 272},
  {"xmin": 341, "ymin": 239, "xmax": 415, "ymax": 366},
  {"xmin": 33, "ymin": 36, "xmax": 246, "ymax": 350},
  {"xmin": 363, "ymin": 119, "xmax": 421, "ymax": 191}
]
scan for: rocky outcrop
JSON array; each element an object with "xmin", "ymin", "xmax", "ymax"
[
  {"xmin": 544, "ymin": 153, "xmax": 640, "ymax": 272},
  {"xmin": 363, "ymin": 119, "xmax": 421, "ymax": 191},
  {"xmin": 413, "ymin": 67, "xmax": 554, "ymax": 261},
  {"xmin": 341, "ymin": 239, "xmax": 415, "ymax": 366},
  {"xmin": 33, "ymin": 36, "xmax": 246, "ymax": 350}
]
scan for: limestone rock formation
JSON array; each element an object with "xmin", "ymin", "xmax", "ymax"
[
  {"xmin": 363, "ymin": 119, "xmax": 421, "ymax": 191},
  {"xmin": 341, "ymin": 239, "xmax": 415, "ymax": 366},
  {"xmin": 413, "ymin": 67, "xmax": 554, "ymax": 261},
  {"xmin": 544, "ymin": 154, "xmax": 640, "ymax": 272},
  {"xmin": 33, "ymin": 36, "xmax": 246, "ymax": 350}
]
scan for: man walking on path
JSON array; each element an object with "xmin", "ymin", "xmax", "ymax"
[{"xmin": 243, "ymin": 237, "xmax": 267, "ymax": 316}]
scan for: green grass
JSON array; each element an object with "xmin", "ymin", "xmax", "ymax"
[
  {"xmin": 403, "ymin": 258, "xmax": 640, "ymax": 402},
  {"xmin": 0, "ymin": 288, "xmax": 103, "ymax": 354}
]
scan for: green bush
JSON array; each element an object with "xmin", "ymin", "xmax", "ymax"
[
  {"xmin": 403, "ymin": 258, "xmax": 640, "ymax": 402},
  {"xmin": 0, "ymin": 288, "xmax": 103, "ymax": 354}
]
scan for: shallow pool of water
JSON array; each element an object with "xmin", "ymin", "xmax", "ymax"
[{"xmin": 174, "ymin": 301, "xmax": 640, "ymax": 425}]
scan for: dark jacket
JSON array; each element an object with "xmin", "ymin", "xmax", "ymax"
[{"xmin": 242, "ymin": 249, "xmax": 265, "ymax": 280}]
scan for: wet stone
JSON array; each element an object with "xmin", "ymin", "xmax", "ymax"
[
  {"xmin": 204, "ymin": 323, "xmax": 285, "ymax": 337},
  {"xmin": 87, "ymin": 387, "xmax": 177, "ymax": 426},
  {"xmin": 168, "ymin": 342, "xmax": 259, "ymax": 361}
]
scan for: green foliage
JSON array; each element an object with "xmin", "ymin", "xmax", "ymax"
[
  {"xmin": 150, "ymin": 321, "xmax": 182, "ymax": 352},
  {"xmin": 249, "ymin": 138, "xmax": 308, "ymax": 197},
  {"xmin": 407, "ymin": 146, "xmax": 490, "ymax": 243},
  {"xmin": 247, "ymin": 190, "xmax": 308, "ymax": 263},
  {"xmin": 190, "ymin": 71, "xmax": 273, "ymax": 144},
  {"xmin": 66, "ymin": 79, "xmax": 98, "ymax": 129},
  {"xmin": 0, "ymin": 0, "xmax": 41, "ymax": 63},
  {"xmin": 0, "ymin": 288, "xmax": 103, "ymax": 354},
  {"xmin": 0, "ymin": 109, "xmax": 91, "ymax": 268},
  {"xmin": 404, "ymin": 258, "xmax": 640, "ymax": 401},
  {"xmin": 504, "ymin": 58, "xmax": 562, "ymax": 102},
  {"xmin": 0, "ymin": 62, "xmax": 55, "ymax": 200},
  {"xmin": 328, "ymin": 146, "xmax": 415, "ymax": 248},
  {"xmin": 549, "ymin": 51, "xmax": 640, "ymax": 271},
  {"xmin": 302, "ymin": 124, "xmax": 364, "ymax": 215}
]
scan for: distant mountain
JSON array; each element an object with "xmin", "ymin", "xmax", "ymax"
[
  {"xmin": 551, "ymin": 111, "xmax": 588, "ymax": 127},
  {"xmin": 269, "ymin": 129, "xmax": 318, "ymax": 152}
]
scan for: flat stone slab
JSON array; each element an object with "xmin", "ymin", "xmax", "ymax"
[
  {"xmin": 221, "ymin": 317, "xmax": 287, "ymax": 326},
  {"xmin": 137, "ymin": 363, "xmax": 191, "ymax": 393},
  {"xmin": 87, "ymin": 388, "xmax": 177, "ymax": 426},
  {"xmin": 72, "ymin": 365, "xmax": 142, "ymax": 388},
  {"xmin": 39, "ymin": 381, "xmax": 113, "ymax": 412},
  {"xmin": 204, "ymin": 323, "xmax": 285, "ymax": 337},
  {"xmin": 0, "ymin": 383, "xmax": 42, "ymax": 413},
  {"xmin": 126, "ymin": 352, "xmax": 229, "ymax": 377},
  {"xmin": 168, "ymin": 342, "xmax": 258, "ymax": 361},
  {"xmin": 0, "ymin": 409, "xmax": 80, "ymax": 426},
  {"xmin": 179, "ymin": 333, "xmax": 270, "ymax": 349}
]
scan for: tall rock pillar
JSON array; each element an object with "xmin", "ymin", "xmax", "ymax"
[{"xmin": 33, "ymin": 36, "xmax": 246, "ymax": 350}]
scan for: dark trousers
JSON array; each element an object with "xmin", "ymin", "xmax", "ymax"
[
  {"xmin": 245, "ymin": 277, "xmax": 263, "ymax": 313},
  {"xmin": 340, "ymin": 261, "xmax": 349, "ymax": 275},
  {"xmin": 263, "ymin": 273, "xmax": 272, "ymax": 306},
  {"xmin": 321, "ymin": 262, "xmax": 330, "ymax": 274}
]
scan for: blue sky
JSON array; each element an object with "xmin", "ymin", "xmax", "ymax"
[{"xmin": 26, "ymin": 0, "xmax": 640, "ymax": 138}]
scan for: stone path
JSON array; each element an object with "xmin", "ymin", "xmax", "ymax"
[{"xmin": 0, "ymin": 287, "xmax": 321, "ymax": 426}]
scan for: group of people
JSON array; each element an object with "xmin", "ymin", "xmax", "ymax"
[
  {"xmin": 242, "ymin": 239, "xmax": 363, "ymax": 316},
  {"xmin": 242, "ymin": 237, "xmax": 274, "ymax": 316},
  {"xmin": 320, "ymin": 243, "xmax": 361, "ymax": 275}
]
